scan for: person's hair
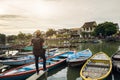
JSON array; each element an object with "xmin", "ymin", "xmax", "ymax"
[{"xmin": 34, "ymin": 30, "xmax": 41, "ymax": 37}]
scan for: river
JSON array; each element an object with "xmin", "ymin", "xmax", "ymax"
[{"xmin": 40, "ymin": 41, "xmax": 120, "ymax": 80}]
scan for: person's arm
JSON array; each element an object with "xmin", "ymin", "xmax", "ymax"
[{"xmin": 27, "ymin": 39, "xmax": 33, "ymax": 46}]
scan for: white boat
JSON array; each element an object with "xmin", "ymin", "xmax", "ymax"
[{"xmin": 5, "ymin": 50, "xmax": 19, "ymax": 56}]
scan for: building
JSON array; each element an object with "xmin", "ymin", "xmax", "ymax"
[
  {"xmin": 69, "ymin": 28, "xmax": 80, "ymax": 39},
  {"xmin": 80, "ymin": 21, "xmax": 97, "ymax": 38}
]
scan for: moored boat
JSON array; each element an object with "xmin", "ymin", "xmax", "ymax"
[
  {"xmin": 0, "ymin": 55, "xmax": 34, "ymax": 66},
  {"xmin": 0, "ymin": 51, "xmax": 74, "ymax": 80},
  {"xmin": 0, "ymin": 48, "xmax": 59, "ymax": 66},
  {"xmin": 80, "ymin": 52, "xmax": 112, "ymax": 80},
  {"xmin": 67, "ymin": 49, "xmax": 92, "ymax": 67},
  {"xmin": 111, "ymin": 50, "xmax": 120, "ymax": 72},
  {"xmin": 0, "ymin": 50, "xmax": 19, "ymax": 60}
]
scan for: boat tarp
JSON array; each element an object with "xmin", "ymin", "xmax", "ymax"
[{"xmin": 68, "ymin": 49, "xmax": 92, "ymax": 59}]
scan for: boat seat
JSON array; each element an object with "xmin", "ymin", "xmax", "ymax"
[
  {"xmin": 90, "ymin": 59, "xmax": 110, "ymax": 64},
  {"xmin": 113, "ymin": 55, "xmax": 120, "ymax": 60},
  {"xmin": 87, "ymin": 63, "xmax": 109, "ymax": 68}
]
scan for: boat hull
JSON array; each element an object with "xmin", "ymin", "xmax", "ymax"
[
  {"xmin": 67, "ymin": 49, "xmax": 92, "ymax": 67},
  {"xmin": 68, "ymin": 60, "xmax": 86, "ymax": 67},
  {"xmin": 0, "ymin": 59, "xmax": 34, "ymax": 66},
  {"xmin": 0, "ymin": 51, "xmax": 74, "ymax": 80},
  {"xmin": 0, "ymin": 61, "xmax": 66, "ymax": 80},
  {"xmin": 0, "ymin": 73, "xmax": 34, "ymax": 80},
  {"xmin": 112, "ymin": 50, "xmax": 120, "ymax": 73},
  {"xmin": 80, "ymin": 52, "xmax": 112, "ymax": 80}
]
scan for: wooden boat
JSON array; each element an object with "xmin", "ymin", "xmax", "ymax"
[
  {"xmin": 67, "ymin": 49, "xmax": 92, "ymax": 67},
  {"xmin": 80, "ymin": 52, "xmax": 112, "ymax": 80},
  {"xmin": 0, "ymin": 51, "xmax": 74, "ymax": 80},
  {"xmin": 0, "ymin": 65, "xmax": 10, "ymax": 73},
  {"xmin": 111, "ymin": 50, "xmax": 120, "ymax": 72},
  {"xmin": 0, "ymin": 48, "xmax": 58, "ymax": 66},
  {"xmin": 0, "ymin": 55, "xmax": 35, "ymax": 66},
  {"xmin": 0, "ymin": 50, "xmax": 19, "ymax": 60}
]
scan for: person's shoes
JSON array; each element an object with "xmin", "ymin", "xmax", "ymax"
[
  {"xmin": 37, "ymin": 72, "xmax": 39, "ymax": 75},
  {"xmin": 44, "ymin": 69, "xmax": 48, "ymax": 72},
  {"xmin": 36, "ymin": 71, "xmax": 39, "ymax": 75}
]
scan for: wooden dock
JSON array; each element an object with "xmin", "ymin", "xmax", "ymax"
[{"xmin": 27, "ymin": 70, "xmax": 47, "ymax": 80}]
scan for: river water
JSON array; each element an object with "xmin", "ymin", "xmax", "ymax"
[
  {"xmin": 40, "ymin": 41, "xmax": 120, "ymax": 80},
  {"xmin": 1, "ymin": 41, "xmax": 120, "ymax": 80}
]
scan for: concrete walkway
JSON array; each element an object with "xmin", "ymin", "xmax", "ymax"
[{"xmin": 27, "ymin": 70, "xmax": 47, "ymax": 80}]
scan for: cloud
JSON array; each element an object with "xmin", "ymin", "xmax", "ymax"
[
  {"xmin": 0, "ymin": 14, "xmax": 23, "ymax": 18},
  {"xmin": 0, "ymin": 24, "xmax": 8, "ymax": 26},
  {"xmin": 0, "ymin": 0, "xmax": 120, "ymax": 35}
]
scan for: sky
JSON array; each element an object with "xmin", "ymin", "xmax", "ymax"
[{"xmin": 0, "ymin": 0, "xmax": 120, "ymax": 35}]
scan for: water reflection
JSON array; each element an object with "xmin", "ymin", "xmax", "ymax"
[
  {"xmin": 104, "ymin": 71, "xmax": 120, "ymax": 80},
  {"xmin": 40, "ymin": 65, "xmax": 67, "ymax": 80},
  {"xmin": 76, "ymin": 42, "xmax": 120, "ymax": 56},
  {"xmin": 43, "ymin": 41, "xmax": 120, "ymax": 80},
  {"xmin": 67, "ymin": 67, "xmax": 81, "ymax": 80}
]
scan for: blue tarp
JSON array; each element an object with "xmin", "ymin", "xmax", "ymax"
[{"xmin": 68, "ymin": 49, "xmax": 92, "ymax": 59}]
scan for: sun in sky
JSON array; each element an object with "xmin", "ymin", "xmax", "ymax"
[
  {"xmin": 0, "ymin": 7, "xmax": 6, "ymax": 14},
  {"xmin": 29, "ymin": 2, "xmax": 57, "ymax": 18}
]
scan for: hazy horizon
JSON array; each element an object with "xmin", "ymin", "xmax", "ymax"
[{"xmin": 0, "ymin": 0, "xmax": 120, "ymax": 35}]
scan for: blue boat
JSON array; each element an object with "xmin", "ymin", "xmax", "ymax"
[
  {"xmin": 0, "ymin": 48, "xmax": 58, "ymax": 66},
  {"xmin": 0, "ymin": 51, "xmax": 74, "ymax": 80},
  {"xmin": 67, "ymin": 49, "xmax": 92, "ymax": 67}
]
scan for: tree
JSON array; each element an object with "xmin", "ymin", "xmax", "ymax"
[
  {"xmin": 0, "ymin": 33, "xmax": 6, "ymax": 44},
  {"xmin": 93, "ymin": 22, "xmax": 117, "ymax": 38},
  {"xmin": 7, "ymin": 35, "xmax": 17, "ymax": 43},
  {"xmin": 25, "ymin": 33, "xmax": 32, "ymax": 40},
  {"xmin": 17, "ymin": 32, "xmax": 26, "ymax": 40},
  {"xmin": 17, "ymin": 32, "xmax": 26, "ymax": 45},
  {"xmin": 46, "ymin": 28, "xmax": 56, "ymax": 37}
]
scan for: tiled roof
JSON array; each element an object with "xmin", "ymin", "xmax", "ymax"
[{"xmin": 82, "ymin": 21, "xmax": 97, "ymax": 28}]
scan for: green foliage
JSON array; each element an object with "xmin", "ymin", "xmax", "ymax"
[
  {"xmin": 17, "ymin": 32, "xmax": 32, "ymax": 45},
  {"xmin": 94, "ymin": 22, "xmax": 117, "ymax": 37},
  {"xmin": 17, "ymin": 32, "xmax": 26, "ymax": 40},
  {"xmin": 81, "ymin": 32, "xmax": 87, "ymax": 38},
  {"xmin": 7, "ymin": 35, "xmax": 17, "ymax": 43},
  {"xmin": 46, "ymin": 28, "xmax": 56, "ymax": 37},
  {"xmin": 0, "ymin": 33, "xmax": 6, "ymax": 44},
  {"xmin": 25, "ymin": 33, "xmax": 32, "ymax": 40}
]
